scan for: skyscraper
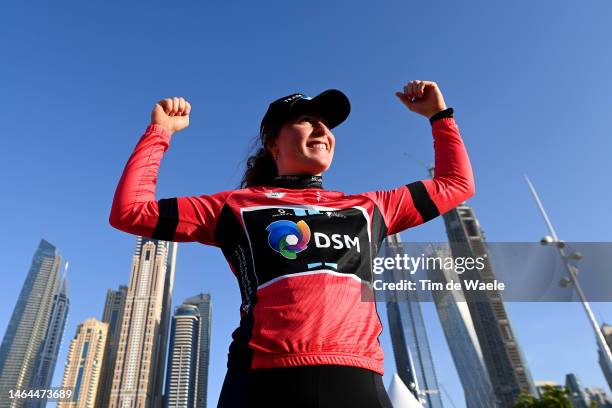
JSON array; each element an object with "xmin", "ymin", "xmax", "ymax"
[
  {"xmin": 0, "ymin": 239, "xmax": 63, "ymax": 408},
  {"xmin": 30, "ymin": 272, "xmax": 70, "ymax": 408},
  {"xmin": 426, "ymin": 245, "xmax": 497, "ymax": 408},
  {"xmin": 565, "ymin": 373, "xmax": 590, "ymax": 408},
  {"xmin": 58, "ymin": 318, "xmax": 109, "ymax": 408},
  {"xmin": 383, "ymin": 234, "xmax": 444, "ymax": 407},
  {"xmin": 442, "ymin": 202, "xmax": 534, "ymax": 406},
  {"xmin": 109, "ymin": 237, "xmax": 177, "ymax": 408},
  {"xmin": 96, "ymin": 285, "xmax": 127, "ymax": 408},
  {"xmin": 164, "ymin": 304, "xmax": 201, "ymax": 408},
  {"xmin": 600, "ymin": 323, "xmax": 612, "ymax": 392},
  {"xmin": 182, "ymin": 294, "xmax": 212, "ymax": 408}
]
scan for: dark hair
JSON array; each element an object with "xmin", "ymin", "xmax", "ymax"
[{"xmin": 240, "ymin": 127, "xmax": 279, "ymax": 188}]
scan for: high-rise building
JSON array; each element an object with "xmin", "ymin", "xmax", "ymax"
[
  {"xmin": 565, "ymin": 373, "xmax": 590, "ymax": 408},
  {"xmin": 533, "ymin": 381, "xmax": 563, "ymax": 398},
  {"xmin": 58, "ymin": 318, "xmax": 108, "ymax": 408},
  {"xmin": 585, "ymin": 387, "xmax": 612, "ymax": 408},
  {"xmin": 0, "ymin": 239, "xmax": 63, "ymax": 408},
  {"xmin": 426, "ymin": 245, "xmax": 497, "ymax": 408},
  {"xmin": 383, "ymin": 234, "xmax": 444, "ymax": 407},
  {"xmin": 182, "ymin": 294, "xmax": 212, "ymax": 408},
  {"xmin": 600, "ymin": 323, "xmax": 612, "ymax": 392},
  {"xmin": 164, "ymin": 304, "xmax": 201, "ymax": 408},
  {"xmin": 30, "ymin": 273, "xmax": 70, "ymax": 408},
  {"xmin": 96, "ymin": 285, "xmax": 127, "ymax": 408},
  {"xmin": 442, "ymin": 202, "xmax": 534, "ymax": 406},
  {"xmin": 109, "ymin": 237, "xmax": 177, "ymax": 407}
]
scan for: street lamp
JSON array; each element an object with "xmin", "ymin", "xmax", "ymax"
[{"xmin": 525, "ymin": 175, "xmax": 612, "ymax": 381}]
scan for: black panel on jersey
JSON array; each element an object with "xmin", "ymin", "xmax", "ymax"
[
  {"xmin": 241, "ymin": 206, "xmax": 373, "ymax": 285},
  {"xmin": 152, "ymin": 198, "xmax": 179, "ymax": 241},
  {"xmin": 406, "ymin": 181, "xmax": 440, "ymax": 223},
  {"xmin": 215, "ymin": 205, "xmax": 258, "ymax": 370}
]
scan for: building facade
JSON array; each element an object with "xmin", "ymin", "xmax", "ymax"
[
  {"xmin": 442, "ymin": 202, "xmax": 534, "ymax": 406},
  {"xmin": 108, "ymin": 237, "xmax": 177, "ymax": 408},
  {"xmin": 96, "ymin": 285, "xmax": 127, "ymax": 408},
  {"xmin": 58, "ymin": 319, "xmax": 109, "ymax": 408},
  {"xmin": 164, "ymin": 304, "xmax": 201, "ymax": 408},
  {"xmin": 426, "ymin": 245, "xmax": 497, "ymax": 408},
  {"xmin": 30, "ymin": 275, "xmax": 70, "ymax": 408},
  {"xmin": 182, "ymin": 294, "xmax": 212, "ymax": 408},
  {"xmin": 0, "ymin": 239, "xmax": 63, "ymax": 408},
  {"xmin": 383, "ymin": 234, "xmax": 444, "ymax": 407}
]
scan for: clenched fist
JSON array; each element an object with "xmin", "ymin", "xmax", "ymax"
[
  {"xmin": 395, "ymin": 80, "xmax": 447, "ymax": 119},
  {"xmin": 151, "ymin": 97, "xmax": 191, "ymax": 135}
]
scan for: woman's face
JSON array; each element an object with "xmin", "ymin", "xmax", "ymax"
[{"xmin": 267, "ymin": 113, "xmax": 336, "ymax": 176}]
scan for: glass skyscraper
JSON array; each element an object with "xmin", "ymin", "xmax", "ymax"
[
  {"xmin": 30, "ymin": 274, "xmax": 70, "ymax": 408},
  {"xmin": 164, "ymin": 304, "xmax": 201, "ymax": 408},
  {"xmin": 183, "ymin": 294, "xmax": 212, "ymax": 408},
  {"xmin": 0, "ymin": 239, "xmax": 64, "ymax": 408},
  {"xmin": 442, "ymin": 202, "xmax": 534, "ymax": 407},
  {"xmin": 383, "ymin": 234, "xmax": 444, "ymax": 407},
  {"xmin": 426, "ymin": 245, "xmax": 496, "ymax": 408}
]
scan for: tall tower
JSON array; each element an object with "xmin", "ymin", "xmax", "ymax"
[
  {"xmin": 426, "ymin": 245, "xmax": 497, "ymax": 408},
  {"xmin": 109, "ymin": 237, "xmax": 177, "ymax": 408},
  {"xmin": 442, "ymin": 203, "xmax": 534, "ymax": 406},
  {"xmin": 0, "ymin": 239, "xmax": 63, "ymax": 408},
  {"xmin": 565, "ymin": 373, "xmax": 590, "ymax": 408},
  {"xmin": 30, "ymin": 272, "xmax": 70, "ymax": 408},
  {"xmin": 182, "ymin": 294, "xmax": 212, "ymax": 408},
  {"xmin": 58, "ymin": 318, "xmax": 109, "ymax": 408},
  {"xmin": 383, "ymin": 234, "xmax": 444, "ymax": 407},
  {"xmin": 96, "ymin": 285, "xmax": 128, "ymax": 408},
  {"xmin": 164, "ymin": 304, "xmax": 201, "ymax": 408},
  {"xmin": 600, "ymin": 323, "xmax": 612, "ymax": 392}
]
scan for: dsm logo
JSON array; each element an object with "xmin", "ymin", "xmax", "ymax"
[
  {"xmin": 266, "ymin": 220, "xmax": 311, "ymax": 260},
  {"xmin": 265, "ymin": 219, "xmax": 361, "ymax": 260}
]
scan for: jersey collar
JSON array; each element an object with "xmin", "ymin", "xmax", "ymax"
[{"xmin": 271, "ymin": 175, "xmax": 323, "ymax": 189}]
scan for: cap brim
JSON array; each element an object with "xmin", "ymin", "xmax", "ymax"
[{"xmin": 295, "ymin": 89, "xmax": 351, "ymax": 129}]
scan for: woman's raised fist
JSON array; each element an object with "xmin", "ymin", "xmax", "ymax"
[{"xmin": 151, "ymin": 97, "xmax": 191, "ymax": 135}]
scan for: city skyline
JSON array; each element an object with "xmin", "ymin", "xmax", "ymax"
[{"xmin": 1, "ymin": 2, "xmax": 612, "ymax": 406}]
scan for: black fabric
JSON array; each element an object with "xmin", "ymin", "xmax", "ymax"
[
  {"xmin": 151, "ymin": 198, "xmax": 179, "ymax": 241},
  {"xmin": 407, "ymin": 181, "xmax": 440, "ymax": 222},
  {"xmin": 429, "ymin": 107, "xmax": 454, "ymax": 125},
  {"xmin": 215, "ymin": 205, "xmax": 258, "ymax": 371},
  {"xmin": 269, "ymin": 174, "xmax": 324, "ymax": 190},
  {"xmin": 217, "ymin": 365, "xmax": 393, "ymax": 408}
]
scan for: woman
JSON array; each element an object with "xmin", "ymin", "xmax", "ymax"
[{"xmin": 110, "ymin": 80, "xmax": 474, "ymax": 407}]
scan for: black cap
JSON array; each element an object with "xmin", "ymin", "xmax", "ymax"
[{"xmin": 260, "ymin": 89, "xmax": 350, "ymax": 142}]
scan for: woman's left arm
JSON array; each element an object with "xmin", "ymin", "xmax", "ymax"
[{"xmin": 363, "ymin": 80, "xmax": 475, "ymax": 235}]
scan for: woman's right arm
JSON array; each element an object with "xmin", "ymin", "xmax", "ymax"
[{"xmin": 109, "ymin": 97, "xmax": 230, "ymax": 245}]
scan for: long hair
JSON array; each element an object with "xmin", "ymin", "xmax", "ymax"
[{"xmin": 240, "ymin": 128, "xmax": 279, "ymax": 188}]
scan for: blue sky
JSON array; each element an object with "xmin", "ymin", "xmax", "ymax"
[{"xmin": 1, "ymin": 1, "xmax": 611, "ymax": 406}]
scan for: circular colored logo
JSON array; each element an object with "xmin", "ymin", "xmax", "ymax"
[{"xmin": 266, "ymin": 220, "xmax": 311, "ymax": 259}]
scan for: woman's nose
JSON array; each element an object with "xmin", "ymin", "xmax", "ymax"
[{"xmin": 313, "ymin": 121, "xmax": 326, "ymax": 136}]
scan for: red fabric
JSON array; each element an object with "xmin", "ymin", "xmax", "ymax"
[{"xmin": 109, "ymin": 118, "xmax": 474, "ymax": 375}]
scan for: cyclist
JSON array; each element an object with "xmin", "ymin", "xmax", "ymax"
[{"xmin": 110, "ymin": 80, "xmax": 474, "ymax": 407}]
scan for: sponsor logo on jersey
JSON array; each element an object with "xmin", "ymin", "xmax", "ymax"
[
  {"xmin": 265, "ymin": 218, "xmax": 361, "ymax": 259},
  {"xmin": 266, "ymin": 220, "xmax": 311, "ymax": 259},
  {"xmin": 264, "ymin": 191, "xmax": 286, "ymax": 198}
]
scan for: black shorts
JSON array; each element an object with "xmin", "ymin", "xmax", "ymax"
[{"xmin": 217, "ymin": 365, "xmax": 393, "ymax": 408}]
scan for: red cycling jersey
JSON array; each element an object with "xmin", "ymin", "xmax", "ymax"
[{"xmin": 109, "ymin": 117, "xmax": 474, "ymax": 375}]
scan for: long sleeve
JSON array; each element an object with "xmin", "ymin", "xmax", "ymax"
[
  {"xmin": 109, "ymin": 124, "xmax": 230, "ymax": 245},
  {"xmin": 362, "ymin": 117, "xmax": 475, "ymax": 235}
]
